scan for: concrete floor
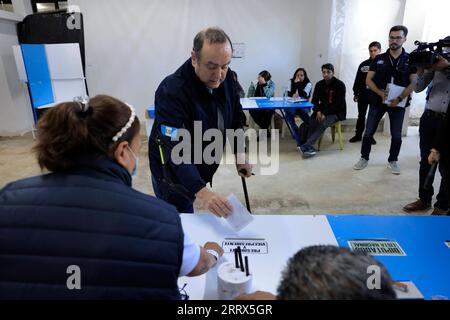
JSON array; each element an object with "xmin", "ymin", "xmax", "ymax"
[{"xmin": 0, "ymin": 126, "xmax": 439, "ymax": 215}]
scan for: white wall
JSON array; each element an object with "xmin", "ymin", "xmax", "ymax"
[
  {"xmin": 0, "ymin": 0, "xmax": 33, "ymax": 136},
  {"xmin": 338, "ymin": 0, "xmax": 407, "ymax": 119},
  {"xmin": 70, "ymin": 0, "xmax": 315, "ymax": 119}
]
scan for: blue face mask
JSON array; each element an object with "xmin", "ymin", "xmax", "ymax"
[{"xmin": 127, "ymin": 146, "xmax": 139, "ymax": 178}]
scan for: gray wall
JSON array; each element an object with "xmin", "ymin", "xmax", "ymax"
[
  {"xmin": 69, "ymin": 0, "xmax": 330, "ymax": 120},
  {"xmin": 0, "ymin": 0, "xmax": 33, "ymax": 136}
]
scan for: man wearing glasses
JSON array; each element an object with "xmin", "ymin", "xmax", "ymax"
[{"xmin": 354, "ymin": 25, "xmax": 417, "ymax": 175}]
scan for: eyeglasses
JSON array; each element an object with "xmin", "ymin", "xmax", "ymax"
[
  {"xmin": 179, "ymin": 283, "xmax": 190, "ymax": 300},
  {"xmin": 389, "ymin": 36, "xmax": 404, "ymax": 41}
]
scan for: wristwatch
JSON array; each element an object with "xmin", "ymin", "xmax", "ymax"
[{"xmin": 397, "ymin": 96, "xmax": 403, "ymax": 102}]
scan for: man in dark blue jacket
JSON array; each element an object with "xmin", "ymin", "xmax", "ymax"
[{"xmin": 149, "ymin": 27, "xmax": 252, "ymax": 215}]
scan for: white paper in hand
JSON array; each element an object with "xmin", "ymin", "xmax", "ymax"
[
  {"xmin": 226, "ymin": 194, "xmax": 254, "ymax": 231},
  {"xmin": 384, "ymin": 83, "xmax": 407, "ymax": 107}
]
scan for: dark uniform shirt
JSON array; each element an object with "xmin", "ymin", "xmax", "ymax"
[{"xmin": 368, "ymin": 48, "xmax": 417, "ymax": 106}]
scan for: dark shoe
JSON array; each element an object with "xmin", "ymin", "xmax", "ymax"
[
  {"xmin": 300, "ymin": 144, "xmax": 316, "ymax": 158},
  {"xmin": 403, "ymin": 199, "xmax": 431, "ymax": 212},
  {"xmin": 371, "ymin": 138, "xmax": 377, "ymax": 145},
  {"xmin": 349, "ymin": 135, "xmax": 362, "ymax": 143},
  {"xmin": 431, "ymin": 207, "xmax": 449, "ymax": 216}
]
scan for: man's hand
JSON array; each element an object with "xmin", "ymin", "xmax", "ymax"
[
  {"xmin": 236, "ymin": 163, "xmax": 253, "ymax": 178},
  {"xmin": 235, "ymin": 291, "xmax": 277, "ymax": 300},
  {"xmin": 316, "ymin": 111, "xmax": 325, "ymax": 122},
  {"xmin": 389, "ymin": 97, "xmax": 400, "ymax": 108},
  {"xmin": 235, "ymin": 153, "xmax": 253, "ymax": 178},
  {"xmin": 428, "ymin": 149, "xmax": 440, "ymax": 165},
  {"xmin": 353, "ymin": 95, "xmax": 359, "ymax": 102},
  {"xmin": 196, "ymin": 187, "xmax": 232, "ymax": 218},
  {"xmin": 432, "ymin": 55, "xmax": 450, "ymax": 71}
]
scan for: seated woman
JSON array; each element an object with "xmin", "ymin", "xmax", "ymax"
[
  {"xmin": 283, "ymin": 68, "xmax": 313, "ymax": 147},
  {"xmin": 0, "ymin": 95, "xmax": 223, "ymax": 299},
  {"xmin": 248, "ymin": 70, "xmax": 283, "ymax": 131}
]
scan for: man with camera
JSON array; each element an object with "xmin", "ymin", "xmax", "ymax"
[{"xmin": 403, "ymin": 36, "xmax": 450, "ymax": 215}]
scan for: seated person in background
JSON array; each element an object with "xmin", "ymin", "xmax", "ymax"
[
  {"xmin": 299, "ymin": 63, "xmax": 347, "ymax": 158},
  {"xmin": 237, "ymin": 245, "xmax": 396, "ymax": 300},
  {"xmin": 0, "ymin": 95, "xmax": 223, "ymax": 299},
  {"xmin": 248, "ymin": 70, "xmax": 283, "ymax": 131},
  {"xmin": 283, "ymin": 67, "xmax": 313, "ymax": 147}
]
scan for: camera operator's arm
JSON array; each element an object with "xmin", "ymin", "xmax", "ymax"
[
  {"xmin": 415, "ymin": 67, "xmax": 434, "ymax": 93},
  {"xmin": 366, "ymin": 71, "xmax": 385, "ymax": 101},
  {"xmin": 432, "ymin": 55, "xmax": 450, "ymax": 72}
]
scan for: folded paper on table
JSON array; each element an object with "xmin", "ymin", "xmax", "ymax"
[
  {"xmin": 287, "ymin": 97, "xmax": 308, "ymax": 104},
  {"xmin": 384, "ymin": 83, "xmax": 407, "ymax": 107},
  {"xmin": 226, "ymin": 194, "xmax": 254, "ymax": 231}
]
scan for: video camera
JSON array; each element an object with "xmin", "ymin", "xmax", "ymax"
[{"xmin": 409, "ymin": 38, "xmax": 450, "ymax": 67}]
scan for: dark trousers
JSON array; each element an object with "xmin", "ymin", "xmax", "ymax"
[
  {"xmin": 305, "ymin": 114, "xmax": 339, "ymax": 146},
  {"xmin": 355, "ymin": 97, "xmax": 369, "ymax": 137},
  {"xmin": 418, "ymin": 110, "xmax": 448, "ymax": 209},
  {"xmin": 152, "ymin": 176, "xmax": 194, "ymax": 213},
  {"xmin": 284, "ymin": 108, "xmax": 311, "ymax": 146},
  {"xmin": 361, "ymin": 104, "xmax": 405, "ymax": 162}
]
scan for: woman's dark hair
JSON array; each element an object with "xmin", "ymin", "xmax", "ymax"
[
  {"xmin": 258, "ymin": 70, "xmax": 272, "ymax": 81},
  {"xmin": 290, "ymin": 67, "xmax": 310, "ymax": 85},
  {"xmin": 34, "ymin": 94, "xmax": 140, "ymax": 172}
]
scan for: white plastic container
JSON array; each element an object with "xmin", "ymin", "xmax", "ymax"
[{"xmin": 217, "ymin": 262, "xmax": 252, "ymax": 300}]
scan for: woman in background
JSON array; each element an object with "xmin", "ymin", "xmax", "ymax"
[
  {"xmin": 283, "ymin": 67, "xmax": 313, "ymax": 147},
  {"xmin": 248, "ymin": 70, "xmax": 283, "ymax": 130}
]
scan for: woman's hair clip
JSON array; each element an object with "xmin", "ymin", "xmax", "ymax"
[{"xmin": 73, "ymin": 95, "xmax": 90, "ymax": 113}]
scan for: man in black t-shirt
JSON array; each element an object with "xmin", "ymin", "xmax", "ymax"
[{"xmin": 349, "ymin": 41, "xmax": 381, "ymax": 144}]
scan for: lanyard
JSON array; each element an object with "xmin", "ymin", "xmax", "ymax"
[{"xmin": 388, "ymin": 55, "xmax": 400, "ymax": 84}]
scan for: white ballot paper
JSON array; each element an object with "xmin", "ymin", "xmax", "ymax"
[
  {"xmin": 384, "ymin": 83, "xmax": 407, "ymax": 107},
  {"xmin": 226, "ymin": 194, "xmax": 254, "ymax": 231}
]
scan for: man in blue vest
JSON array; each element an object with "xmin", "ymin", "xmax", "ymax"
[{"xmin": 149, "ymin": 27, "xmax": 252, "ymax": 215}]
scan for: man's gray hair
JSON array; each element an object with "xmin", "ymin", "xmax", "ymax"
[
  {"xmin": 193, "ymin": 27, "xmax": 233, "ymax": 60},
  {"xmin": 277, "ymin": 245, "xmax": 396, "ymax": 300}
]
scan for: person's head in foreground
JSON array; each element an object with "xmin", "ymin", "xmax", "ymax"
[
  {"xmin": 277, "ymin": 245, "xmax": 396, "ymax": 300},
  {"xmin": 35, "ymin": 95, "xmax": 141, "ymax": 176},
  {"xmin": 238, "ymin": 245, "xmax": 396, "ymax": 300}
]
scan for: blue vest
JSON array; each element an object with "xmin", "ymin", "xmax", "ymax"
[{"xmin": 0, "ymin": 158, "xmax": 183, "ymax": 299}]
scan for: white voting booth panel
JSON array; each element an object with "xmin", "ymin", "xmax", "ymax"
[
  {"xmin": 178, "ymin": 214, "xmax": 338, "ymax": 300},
  {"xmin": 45, "ymin": 43, "xmax": 85, "ymax": 80},
  {"xmin": 13, "ymin": 43, "xmax": 87, "ymax": 106},
  {"xmin": 12, "ymin": 45, "xmax": 27, "ymax": 82}
]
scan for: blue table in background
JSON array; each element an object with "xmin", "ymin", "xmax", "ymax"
[
  {"xmin": 240, "ymin": 98, "xmax": 314, "ymax": 139},
  {"xmin": 327, "ymin": 215, "xmax": 450, "ymax": 300}
]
